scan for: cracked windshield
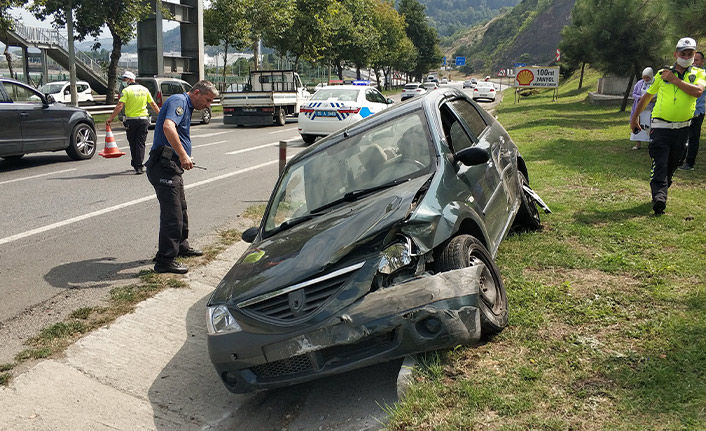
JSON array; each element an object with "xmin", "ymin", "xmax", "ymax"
[{"xmin": 265, "ymin": 112, "xmax": 434, "ymax": 232}]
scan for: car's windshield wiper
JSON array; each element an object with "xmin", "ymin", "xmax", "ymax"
[
  {"xmin": 310, "ymin": 179, "xmax": 408, "ymax": 214},
  {"xmin": 268, "ymin": 214, "xmax": 315, "ymax": 236}
]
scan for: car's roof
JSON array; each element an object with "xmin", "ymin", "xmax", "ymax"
[
  {"xmin": 43, "ymin": 80, "xmax": 89, "ymax": 85},
  {"xmin": 136, "ymin": 76, "xmax": 188, "ymax": 83},
  {"xmin": 316, "ymin": 84, "xmax": 369, "ymax": 91}
]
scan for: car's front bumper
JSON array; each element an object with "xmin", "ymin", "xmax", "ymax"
[{"xmin": 208, "ymin": 266, "xmax": 484, "ymax": 393}]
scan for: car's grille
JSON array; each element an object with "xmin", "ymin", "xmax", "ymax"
[
  {"xmin": 251, "ymin": 354, "xmax": 313, "ymax": 377},
  {"xmin": 238, "ymin": 263, "xmax": 364, "ymax": 322}
]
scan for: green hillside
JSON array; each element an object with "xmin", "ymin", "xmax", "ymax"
[
  {"xmin": 446, "ymin": 0, "xmax": 575, "ymax": 74},
  {"xmin": 421, "ymin": 0, "xmax": 522, "ymax": 37}
]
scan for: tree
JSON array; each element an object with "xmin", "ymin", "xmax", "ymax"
[
  {"xmin": 30, "ymin": 0, "xmax": 154, "ymax": 104},
  {"xmin": 1, "ymin": 0, "xmax": 26, "ymax": 78},
  {"xmin": 204, "ymin": 0, "xmax": 249, "ymax": 84},
  {"xmin": 265, "ymin": 0, "xmax": 336, "ymax": 70},
  {"xmin": 560, "ymin": 0, "xmax": 666, "ymax": 111},
  {"xmin": 662, "ymin": 0, "xmax": 706, "ymax": 39},
  {"xmin": 398, "ymin": 0, "xmax": 442, "ymax": 81},
  {"xmin": 369, "ymin": 0, "xmax": 414, "ymax": 90}
]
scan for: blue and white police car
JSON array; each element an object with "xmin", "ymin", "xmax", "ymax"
[{"xmin": 298, "ymin": 83, "xmax": 394, "ymax": 144}]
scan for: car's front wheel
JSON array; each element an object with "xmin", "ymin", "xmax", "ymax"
[
  {"xmin": 301, "ymin": 134, "xmax": 317, "ymax": 144},
  {"xmin": 435, "ymin": 234, "xmax": 508, "ymax": 336},
  {"xmin": 201, "ymin": 107, "xmax": 212, "ymax": 124},
  {"xmin": 276, "ymin": 108, "xmax": 286, "ymax": 126},
  {"xmin": 66, "ymin": 123, "xmax": 97, "ymax": 160}
]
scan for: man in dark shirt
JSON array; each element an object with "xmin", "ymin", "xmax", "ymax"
[{"xmin": 145, "ymin": 80, "xmax": 218, "ymax": 274}]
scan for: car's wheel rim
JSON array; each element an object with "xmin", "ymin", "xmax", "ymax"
[
  {"xmin": 76, "ymin": 127, "xmax": 96, "ymax": 156},
  {"xmin": 203, "ymin": 109, "xmax": 211, "ymax": 122},
  {"xmin": 469, "ymin": 254, "xmax": 501, "ymax": 313}
]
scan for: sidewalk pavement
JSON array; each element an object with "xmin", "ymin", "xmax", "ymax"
[{"xmin": 0, "ymin": 241, "xmax": 251, "ymax": 430}]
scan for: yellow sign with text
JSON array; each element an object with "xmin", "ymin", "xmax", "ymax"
[{"xmin": 514, "ymin": 67, "xmax": 559, "ymax": 88}]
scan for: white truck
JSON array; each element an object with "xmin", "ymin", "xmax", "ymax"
[{"xmin": 221, "ymin": 70, "xmax": 311, "ymax": 127}]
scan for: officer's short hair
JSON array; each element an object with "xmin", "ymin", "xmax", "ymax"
[{"xmin": 191, "ymin": 80, "xmax": 219, "ymax": 98}]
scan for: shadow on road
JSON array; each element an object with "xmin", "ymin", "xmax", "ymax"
[
  {"xmin": 148, "ymin": 292, "xmax": 401, "ymax": 430},
  {"xmin": 44, "ymin": 257, "xmax": 150, "ymax": 289}
]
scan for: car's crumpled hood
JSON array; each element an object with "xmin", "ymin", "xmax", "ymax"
[{"xmin": 209, "ymin": 176, "xmax": 431, "ymax": 305}]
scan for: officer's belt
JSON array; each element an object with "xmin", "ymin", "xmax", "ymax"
[
  {"xmin": 651, "ymin": 118, "xmax": 691, "ymax": 129},
  {"xmin": 126, "ymin": 116, "xmax": 150, "ymax": 120}
]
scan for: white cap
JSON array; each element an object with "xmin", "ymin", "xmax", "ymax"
[
  {"xmin": 676, "ymin": 37, "xmax": 697, "ymax": 52},
  {"xmin": 121, "ymin": 71, "xmax": 136, "ymax": 80}
]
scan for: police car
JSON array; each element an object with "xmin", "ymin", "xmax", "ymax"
[{"xmin": 298, "ymin": 83, "xmax": 394, "ymax": 144}]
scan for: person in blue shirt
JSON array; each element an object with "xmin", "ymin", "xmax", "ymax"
[
  {"xmin": 680, "ymin": 51, "xmax": 705, "ymax": 170},
  {"xmin": 145, "ymin": 80, "xmax": 218, "ymax": 274}
]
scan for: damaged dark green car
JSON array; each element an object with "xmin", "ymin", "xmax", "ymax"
[{"xmin": 207, "ymin": 88, "xmax": 550, "ymax": 393}]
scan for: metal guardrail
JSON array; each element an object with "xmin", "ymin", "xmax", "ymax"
[{"xmin": 83, "ymin": 100, "xmax": 222, "ymax": 116}]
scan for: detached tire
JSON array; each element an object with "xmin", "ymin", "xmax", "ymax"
[
  {"xmin": 513, "ymin": 171, "xmax": 541, "ymax": 231},
  {"xmin": 436, "ymin": 234, "xmax": 508, "ymax": 336},
  {"xmin": 66, "ymin": 123, "xmax": 97, "ymax": 160}
]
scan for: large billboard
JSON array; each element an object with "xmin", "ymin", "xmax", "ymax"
[{"xmin": 514, "ymin": 66, "xmax": 559, "ymax": 88}]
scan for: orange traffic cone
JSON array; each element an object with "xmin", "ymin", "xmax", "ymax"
[{"xmin": 99, "ymin": 125, "xmax": 125, "ymax": 158}]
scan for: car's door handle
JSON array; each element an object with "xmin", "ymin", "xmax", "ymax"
[{"xmin": 20, "ymin": 112, "xmax": 29, "ymax": 117}]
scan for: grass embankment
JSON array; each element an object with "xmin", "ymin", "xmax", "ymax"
[{"xmin": 385, "ymin": 69, "xmax": 706, "ymax": 430}]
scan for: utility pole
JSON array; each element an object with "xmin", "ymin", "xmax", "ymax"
[{"xmin": 65, "ymin": 0, "xmax": 78, "ymax": 107}]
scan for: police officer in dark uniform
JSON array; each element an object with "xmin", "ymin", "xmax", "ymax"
[
  {"xmin": 145, "ymin": 80, "xmax": 218, "ymax": 274},
  {"xmin": 630, "ymin": 37, "xmax": 706, "ymax": 215}
]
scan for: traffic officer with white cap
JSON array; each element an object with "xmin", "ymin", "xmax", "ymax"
[
  {"xmin": 106, "ymin": 71, "xmax": 160, "ymax": 174},
  {"xmin": 631, "ymin": 37, "xmax": 706, "ymax": 215}
]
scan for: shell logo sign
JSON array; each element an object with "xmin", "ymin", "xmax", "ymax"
[
  {"xmin": 516, "ymin": 69, "xmax": 534, "ymax": 86},
  {"xmin": 513, "ymin": 66, "xmax": 560, "ymax": 88}
]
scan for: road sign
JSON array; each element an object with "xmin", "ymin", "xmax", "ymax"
[
  {"xmin": 442, "ymin": 56, "xmax": 446, "ymax": 66},
  {"xmin": 455, "ymin": 56, "xmax": 466, "ymax": 66},
  {"xmin": 514, "ymin": 63, "xmax": 526, "ymax": 68}
]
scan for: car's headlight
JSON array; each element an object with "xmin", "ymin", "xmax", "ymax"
[
  {"xmin": 207, "ymin": 304, "xmax": 242, "ymax": 335},
  {"xmin": 378, "ymin": 241, "xmax": 412, "ymax": 275}
]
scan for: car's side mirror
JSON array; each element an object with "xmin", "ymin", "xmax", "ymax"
[
  {"xmin": 386, "ymin": 98, "xmax": 394, "ymax": 104},
  {"xmin": 242, "ymin": 227, "xmax": 259, "ymax": 243},
  {"xmin": 455, "ymin": 147, "xmax": 490, "ymax": 166},
  {"xmin": 45, "ymin": 94, "xmax": 55, "ymax": 104},
  {"xmin": 64, "ymin": 89, "xmax": 70, "ymax": 95}
]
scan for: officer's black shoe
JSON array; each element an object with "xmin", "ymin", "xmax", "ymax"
[
  {"xmin": 154, "ymin": 261, "xmax": 188, "ymax": 274},
  {"xmin": 179, "ymin": 247, "xmax": 204, "ymax": 257},
  {"xmin": 653, "ymin": 201, "xmax": 666, "ymax": 215},
  {"xmin": 678, "ymin": 163, "xmax": 694, "ymax": 171},
  {"xmin": 135, "ymin": 166, "xmax": 144, "ymax": 175}
]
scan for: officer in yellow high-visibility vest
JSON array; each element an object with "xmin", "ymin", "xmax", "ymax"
[
  {"xmin": 106, "ymin": 71, "xmax": 160, "ymax": 174},
  {"xmin": 631, "ymin": 37, "xmax": 706, "ymax": 215}
]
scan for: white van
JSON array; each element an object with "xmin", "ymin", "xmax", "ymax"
[{"xmin": 39, "ymin": 81, "xmax": 94, "ymax": 104}]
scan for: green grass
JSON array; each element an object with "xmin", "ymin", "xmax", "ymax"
[{"xmin": 384, "ymin": 68, "xmax": 706, "ymax": 430}]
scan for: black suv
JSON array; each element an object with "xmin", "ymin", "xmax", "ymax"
[{"xmin": 0, "ymin": 78, "xmax": 96, "ymax": 161}]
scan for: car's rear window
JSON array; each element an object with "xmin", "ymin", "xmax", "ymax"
[
  {"xmin": 137, "ymin": 79, "xmax": 157, "ymax": 96},
  {"xmin": 404, "ymin": 84, "xmax": 420, "ymax": 90},
  {"xmin": 312, "ymin": 88, "xmax": 359, "ymax": 102}
]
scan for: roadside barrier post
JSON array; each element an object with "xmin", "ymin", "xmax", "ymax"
[{"xmin": 279, "ymin": 140, "xmax": 287, "ymax": 174}]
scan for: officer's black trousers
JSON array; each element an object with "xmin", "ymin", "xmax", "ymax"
[
  {"xmin": 684, "ymin": 113, "xmax": 704, "ymax": 166},
  {"xmin": 125, "ymin": 119, "xmax": 150, "ymax": 169},
  {"xmin": 649, "ymin": 127, "xmax": 689, "ymax": 205},
  {"xmin": 146, "ymin": 152, "xmax": 190, "ymax": 263}
]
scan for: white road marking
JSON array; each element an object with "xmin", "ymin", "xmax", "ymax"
[
  {"xmin": 268, "ymin": 127, "xmax": 299, "ymax": 134},
  {"xmin": 0, "ymin": 160, "xmax": 284, "ymax": 246},
  {"xmin": 224, "ymin": 138, "xmax": 300, "ymax": 155},
  {"xmin": 0, "ymin": 168, "xmax": 77, "ymax": 186},
  {"xmin": 192, "ymin": 140, "xmax": 227, "ymax": 149},
  {"xmin": 192, "ymin": 131, "xmax": 230, "ymax": 138}
]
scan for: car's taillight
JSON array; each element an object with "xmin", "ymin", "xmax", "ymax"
[
  {"xmin": 474, "ymin": 88, "xmax": 478, "ymax": 92},
  {"xmin": 156, "ymin": 91, "xmax": 163, "ymax": 107},
  {"xmin": 338, "ymin": 107, "xmax": 361, "ymax": 114},
  {"xmin": 300, "ymin": 107, "xmax": 315, "ymax": 113},
  {"xmin": 490, "ymin": 88, "xmax": 495, "ymax": 92}
]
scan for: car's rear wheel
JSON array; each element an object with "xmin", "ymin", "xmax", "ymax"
[
  {"xmin": 201, "ymin": 107, "xmax": 212, "ymax": 124},
  {"xmin": 436, "ymin": 234, "xmax": 508, "ymax": 336},
  {"xmin": 66, "ymin": 123, "xmax": 97, "ymax": 160},
  {"xmin": 276, "ymin": 108, "xmax": 286, "ymax": 126},
  {"xmin": 301, "ymin": 134, "xmax": 317, "ymax": 144},
  {"xmin": 513, "ymin": 171, "xmax": 541, "ymax": 231}
]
